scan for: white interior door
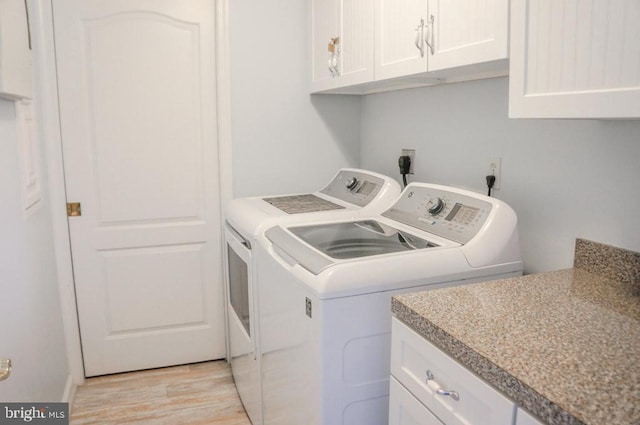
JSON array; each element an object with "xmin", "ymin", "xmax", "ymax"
[{"xmin": 53, "ymin": 0, "xmax": 225, "ymax": 376}]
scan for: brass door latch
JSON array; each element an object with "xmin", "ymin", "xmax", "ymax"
[
  {"xmin": 67, "ymin": 202, "xmax": 81, "ymax": 217},
  {"xmin": 0, "ymin": 358, "xmax": 11, "ymax": 381}
]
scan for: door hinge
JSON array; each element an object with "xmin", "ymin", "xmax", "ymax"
[{"xmin": 67, "ymin": 202, "xmax": 81, "ymax": 217}]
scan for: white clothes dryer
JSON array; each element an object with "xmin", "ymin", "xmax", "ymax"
[
  {"xmin": 255, "ymin": 182, "xmax": 523, "ymax": 425},
  {"xmin": 223, "ymin": 169, "xmax": 401, "ymax": 425},
  {"xmin": 225, "ymin": 168, "xmax": 402, "ymax": 243}
]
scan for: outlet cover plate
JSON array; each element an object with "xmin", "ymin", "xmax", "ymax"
[
  {"xmin": 402, "ymin": 149, "xmax": 415, "ymax": 174},
  {"xmin": 487, "ymin": 157, "xmax": 501, "ymax": 190}
]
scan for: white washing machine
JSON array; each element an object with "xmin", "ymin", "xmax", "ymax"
[
  {"xmin": 255, "ymin": 182, "xmax": 523, "ymax": 425},
  {"xmin": 224, "ymin": 169, "xmax": 401, "ymax": 425}
]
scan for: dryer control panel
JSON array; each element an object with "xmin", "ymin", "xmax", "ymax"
[
  {"xmin": 382, "ymin": 184, "xmax": 493, "ymax": 244},
  {"xmin": 319, "ymin": 169, "xmax": 386, "ymax": 207}
]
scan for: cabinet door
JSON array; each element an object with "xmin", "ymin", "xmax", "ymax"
[
  {"xmin": 516, "ymin": 408, "xmax": 545, "ymax": 425},
  {"xmin": 509, "ymin": 0, "xmax": 640, "ymax": 118},
  {"xmin": 391, "ymin": 318, "xmax": 516, "ymax": 425},
  {"xmin": 389, "ymin": 377, "xmax": 444, "ymax": 425},
  {"xmin": 375, "ymin": 0, "xmax": 428, "ymax": 80},
  {"xmin": 310, "ymin": 0, "xmax": 339, "ymax": 92},
  {"xmin": 428, "ymin": 0, "xmax": 508, "ymax": 72},
  {"xmin": 0, "ymin": 0, "xmax": 33, "ymax": 99},
  {"xmin": 334, "ymin": 0, "xmax": 374, "ymax": 88}
]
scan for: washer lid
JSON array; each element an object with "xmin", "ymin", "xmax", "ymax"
[
  {"xmin": 289, "ymin": 220, "xmax": 438, "ymax": 260},
  {"xmin": 265, "ymin": 219, "xmax": 443, "ymax": 275}
]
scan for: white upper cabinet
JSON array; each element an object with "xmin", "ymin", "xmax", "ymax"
[
  {"xmin": 375, "ymin": 0, "xmax": 509, "ymax": 81},
  {"xmin": 0, "ymin": 0, "xmax": 33, "ymax": 99},
  {"xmin": 310, "ymin": 0, "xmax": 338, "ymax": 92},
  {"xmin": 310, "ymin": 0, "xmax": 374, "ymax": 93},
  {"xmin": 509, "ymin": 0, "xmax": 640, "ymax": 119},
  {"xmin": 311, "ymin": 0, "xmax": 508, "ymax": 94},
  {"xmin": 428, "ymin": 0, "xmax": 509, "ymax": 72},
  {"xmin": 374, "ymin": 0, "xmax": 429, "ymax": 80}
]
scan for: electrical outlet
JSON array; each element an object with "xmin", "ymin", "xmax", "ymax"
[
  {"xmin": 487, "ymin": 157, "xmax": 501, "ymax": 190},
  {"xmin": 401, "ymin": 149, "xmax": 415, "ymax": 174}
]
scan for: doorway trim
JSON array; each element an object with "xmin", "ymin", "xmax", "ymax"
[
  {"xmin": 32, "ymin": 0, "xmax": 84, "ymax": 390},
  {"xmin": 33, "ymin": 0, "xmax": 233, "ymax": 392}
]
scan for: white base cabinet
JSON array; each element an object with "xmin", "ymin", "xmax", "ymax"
[
  {"xmin": 390, "ymin": 317, "xmax": 516, "ymax": 425},
  {"xmin": 509, "ymin": 0, "xmax": 640, "ymax": 119},
  {"xmin": 0, "ymin": 0, "xmax": 32, "ymax": 99},
  {"xmin": 390, "ymin": 377, "xmax": 444, "ymax": 425}
]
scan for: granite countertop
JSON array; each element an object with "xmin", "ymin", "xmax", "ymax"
[{"xmin": 391, "ymin": 239, "xmax": 640, "ymax": 425}]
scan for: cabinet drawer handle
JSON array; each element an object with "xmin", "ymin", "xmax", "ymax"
[{"xmin": 426, "ymin": 369, "xmax": 459, "ymax": 401}]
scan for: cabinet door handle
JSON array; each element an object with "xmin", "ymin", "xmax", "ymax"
[
  {"xmin": 327, "ymin": 37, "xmax": 340, "ymax": 77},
  {"xmin": 332, "ymin": 52, "xmax": 339, "ymax": 76},
  {"xmin": 424, "ymin": 15, "xmax": 435, "ymax": 55},
  {"xmin": 425, "ymin": 369, "xmax": 459, "ymax": 401},
  {"xmin": 414, "ymin": 18, "xmax": 425, "ymax": 57}
]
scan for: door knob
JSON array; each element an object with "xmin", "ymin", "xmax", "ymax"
[{"xmin": 0, "ymin": 358, "xmax": 11, "ymax": 381}]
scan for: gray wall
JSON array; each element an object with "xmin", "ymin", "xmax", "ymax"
[
  {"xmin": 360, "ymin": 77, "xmax": 640, "ymax": 273},
  {"xmin": 0, "ymin": 99, "xmax": 69, "ymax": 401},
  {"xmin": 229, "ymin": 0, "xmax": 361, "ymax": 197}
]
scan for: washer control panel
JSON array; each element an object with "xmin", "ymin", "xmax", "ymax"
[
  {"xmin": 320, "ymin": 170, "xmax": 385, "ymax": 207},
  {"xmin": 382, "ymin": 184, "xmax": 492, "ymax": 244}
]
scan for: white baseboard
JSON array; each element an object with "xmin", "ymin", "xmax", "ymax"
[{"xmin": 62, "ymin": 374, "xmax": 77, "ymax": 410}]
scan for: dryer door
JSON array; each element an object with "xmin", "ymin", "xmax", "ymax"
[{"xmin": 225, "ymin": 225, "xmax": 261, "ymax": 425}]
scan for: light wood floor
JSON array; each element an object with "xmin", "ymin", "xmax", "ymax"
[{"xmin": 70, "ymin": 361, "xmax": 251, "ymax": 425}]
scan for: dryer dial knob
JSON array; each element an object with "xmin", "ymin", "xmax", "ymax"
[
  {"xmin": 346, "ymin": 177, "xmax": 359, "ymax": 191},
  {"xmin": 427, "ymin": 197, "xmax": 445, "ymax": 215}
]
